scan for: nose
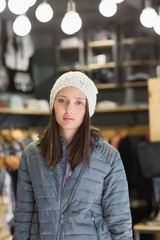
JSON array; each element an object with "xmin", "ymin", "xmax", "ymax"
[{"xmin": 65, "ymin": 102, "xmax": 73, "ymax": 114}]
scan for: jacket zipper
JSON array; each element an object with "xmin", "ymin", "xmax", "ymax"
[
  {"xmin": 56, "ymin": 146, "xmax": 68, "ymax": 240},
  {"xmin": 56, "ymin": 186, "xmax": 64, "ymax": 240},
  {"xmin": 91, "ymin": 213, "xmax": 99, "ymax": 240},
  {"xmin": 56, "ymin": 162, "xmax": 87, "ymax": 240},
  {"xmin": 56, "ymin": 139, "xmax": 87, "ymax": 240},
  {"xmin": 64, "ymin": 162, "xmax": 87, "ymax": 208}
]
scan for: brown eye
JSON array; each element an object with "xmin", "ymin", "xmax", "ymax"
[
  {"xmin": 76, "ymin": 100, "xmax": 85, "ymax": 106},
  {"xmin": 58, "ymin": 98, "xmax": 67, "ymax": 104},
  {"xmin": 58, "ymin": 98, "xmax": 64, "ymax": 103}
]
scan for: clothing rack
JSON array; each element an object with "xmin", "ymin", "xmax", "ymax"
[
  {"xmin": 0, "ymin": 195, "xmax": 12, "ymax": 240},
  {"xmin": 99, "ymin": 124, "xmax": 149, "ymax": 141},
  {"xmin": 0, "ymin": 128, "xmax": 40, "ymax": 170}
]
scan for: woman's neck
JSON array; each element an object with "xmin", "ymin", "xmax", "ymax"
[{"xmin": 60, "ymin": 129, "xmax": 75, "ymax": 146}]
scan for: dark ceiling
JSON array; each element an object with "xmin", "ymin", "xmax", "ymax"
[{"xmin": 0, "ymin": 0, "xmax": 159, "ymax": 34}]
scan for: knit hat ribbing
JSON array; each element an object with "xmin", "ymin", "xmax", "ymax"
[{"xmin": 50, "ymin": 71, "xmax": 98, "ymax": 117}]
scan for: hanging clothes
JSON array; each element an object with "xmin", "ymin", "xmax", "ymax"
[{"xmin": 0, "ymin": 168, "xmax": 15, "ymax": 235}]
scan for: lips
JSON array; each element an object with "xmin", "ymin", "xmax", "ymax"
[{"xmin": 63, "ymin": 117, "xmax": 75, "ymax": 122}]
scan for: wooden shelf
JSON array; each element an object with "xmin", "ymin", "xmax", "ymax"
[
  {"xmin": 121, "ymin": 35, "xmax": 158, "ymax": 85},
  {"xmin": 123, "ymin": 81, "xmax": 147, "ymax": 88},
  {"xmin": 0, "ymin": 105, "xmax": 148, "ymax": 115},
  {"xmin": 57, "ymin": 65, "xmax": 87, "ymax": 72},
  {"xmin": 88, "ymin": 39, "xmax": 116, "ymax": 48},
  {"xmin": 96, "ymin": 81, "xmax": 147, "ymax": 89},
  {"xmin": 134, "ymin": 223, "xmax": 160, "ymax": 232},
  {"xmin": 95, "ymin": 105, "xmax": 148, "ymax": 113},
  {"xmin": 96, "ymin": 83, "xmax": 119, "ymax": 89},
  {"xmin": 133, "ymin": 222, "xmax": 160, "ymax": 240},
  {"xmin": 121, "ymin": 37, "xmax": 156, "ymax": 45},
  {"xmin": 57, "ymin": 45, "xmax": 84, "ymax": 51},
  {"xmin": 88, "ymin": 62, "xmax": 116, "ymax": 70},
  {"xmin": 122, "ymin": 59, "xmax": 157, "ymax": 67},
  {"xmin": 0, "ymin": 108, "xmax": 50, "ymax": 115}
]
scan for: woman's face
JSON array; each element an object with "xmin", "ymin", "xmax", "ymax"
[{"xmin": 53, "ymin": 86, "xmax": 86, "ymax": 141}]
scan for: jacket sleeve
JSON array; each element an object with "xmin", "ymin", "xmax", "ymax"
[
  {"xmin": 102, "ymin": 149, "xmax": 133, "ymax": 240},
  {"xmin": 13, "ymin": 151, "xmax": 34, "ymax": 240}
]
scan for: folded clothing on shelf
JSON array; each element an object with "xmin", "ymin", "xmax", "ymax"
[
  {"xmin": 60, "ymin": 37, "xmax": 83, "ymax": 48},
  {"xmin": 24, "ymin": 99, "xmax": 50, "ymax": 111},
  {"xmin": 126, "ymin": 72, "xmax": 149, "ymax": 82},
  {"xmin": 96, "ymin": 100, "xmax": 118, "ymax": 109},
  {"xmin": 9, "ymin": 95, "xmax": 24, "ymax": 109},
  {"xmin": 0, "ymin": 100, "xmax": 8, "ymax": 108}
]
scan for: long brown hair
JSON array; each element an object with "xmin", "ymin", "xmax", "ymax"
[{"xmin": 38, "ymin": 102, "xmax": 101, "ymax": 169}]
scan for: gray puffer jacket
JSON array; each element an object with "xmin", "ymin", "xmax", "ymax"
[{"xmin": 13, "ymin": 138, "xmax": 133, "ymax": 240}]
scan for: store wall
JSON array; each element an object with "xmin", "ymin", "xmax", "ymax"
[{"xmin": 32, "ymin": 31, "xmax": 56, "ymax": 101}]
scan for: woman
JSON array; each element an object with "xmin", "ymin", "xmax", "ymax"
[{"xmin": 13, "ymin": 71, "xmax": 133, "ymax": 240}]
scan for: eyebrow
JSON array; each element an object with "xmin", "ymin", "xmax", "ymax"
[{"xmin": 57, "ymin": 95, "xmax": 86, "ymax": 101}]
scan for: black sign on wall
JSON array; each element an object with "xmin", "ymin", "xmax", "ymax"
[{"xmin": 0, "ymin": 20, "xmax": 35, "ymax": 93}]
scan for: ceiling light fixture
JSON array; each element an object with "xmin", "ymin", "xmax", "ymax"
[
  {"xmin": 154, "ymin": 16, "xmax": 160, "ymax": 35},
  {"xmin": 35, "ymin": 1, "xmax": 54, "ymax": 23},
  {"xmin": 114, "ymin": 0, "xmax": 124, "ymax": 3},
  {"xmin": 27, "ymin": 0, "xmax": 37, "ymax": 7},
  {"xmin": 61, "ymin": 0, "xmax": 82, "ymax": 35},
  {"xmin": 153, "ymin": 7, "xmax": 160, "ymax": 35},
  {"xmin": 0, "ymin": 0, "xmax": 6, "ymax": 13},
  {"xmin": 13, "ymin": 15, "xmax": 32, "ymax": 36},
  {"xmin": 140, "ymin": 0, "xmax": 158, "ymax": 28},
  {"xmin": 8, "ymin": 0, "xmax": 29, "ymax": 15},
  {"xmin": 99, "ymin": 0, "xmax": 117, "ymax": 17}
]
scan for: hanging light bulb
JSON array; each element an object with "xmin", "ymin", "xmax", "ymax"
[
  {"xmin": 153, "ymin": 7, "xmax": 160, "ymax": 35},
  {"xmin": 140, "ymin": 0, "xmax": 158, "ymax": 28},
  {"xmin": 13, "ymin": 15, "xmax": 31, "ymax": 36},
  {"xmin": 99, "ymin": 0, "xmax": 117, "ymax": 17},
  {"xmin": 0, "ymin": 0, "xmax": 6, "ymax": 13},
  {"xmin": 8, "ymin": 0, "xmax": 29, "ymax": 15},
  {"xmin": 154, "ymin": 16, "xmax": 160, "ymax": 35},
  {"xmin": 35, "ymin": 2, "xmax": 53, "ymax": 23},
  {"xmin": 114, "ymin": 0, "xmax": 124, "ymax": 3},
  {"xmin": 27, "ymin": 0, "xmax": 37, "ymax": 7},
  {"xmin": 61, "ymin": 0, "xmax": 82, "ymax": 35},
  {"xmin": 140, "ymin": 7, "xmax": 158, "ymax": 28}
]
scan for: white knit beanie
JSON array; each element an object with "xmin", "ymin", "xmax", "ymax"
[{"xmin": 50, "ymin": 71, "xmax": 98, "ymax": 117}]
